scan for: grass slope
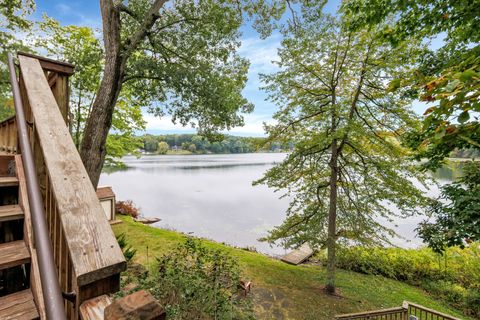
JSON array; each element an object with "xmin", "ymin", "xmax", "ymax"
[{"xmin": 112, "ymin": 215, "xmax": 468, "ymax": 319}]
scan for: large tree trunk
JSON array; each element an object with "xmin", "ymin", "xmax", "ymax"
[
  {"xmin": 80, "ymin": 0, "xmax": 166, "ymax": 187},
  {"xmin": 80, "ymin": 0, "xmax": 124, "ymax": 187},
  {"xmin": 325, "ymin": 137, "xmax": 338, "ymax": 294}
]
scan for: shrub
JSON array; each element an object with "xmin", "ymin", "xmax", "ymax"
[
  {"xmin": 116, "ymin": 233, "xmax": 137, "ymax": 262},
  {"xmin": 335, "ymin": 244, "xmax": 480, "ymax": 318},
  {"xmin": 143, "ymin": 237, "xmax": 254, "ymax": 320},
  {"xmin": 116, "ymin": 200, "xmax": 140, "ymax": 218}
]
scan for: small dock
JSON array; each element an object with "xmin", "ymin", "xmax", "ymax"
[{"xmin": 281, "ymin": 243, "xmax": 314, "ymax": 265}]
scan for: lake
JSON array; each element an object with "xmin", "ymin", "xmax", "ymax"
[{"xmin": 99, "ymin": 153, "xmax": 455, "ymax": 256}]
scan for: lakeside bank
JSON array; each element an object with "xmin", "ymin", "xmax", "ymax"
[{"xmin": 112, "ymin": 215, "xmax": 468, "ymax": 320}]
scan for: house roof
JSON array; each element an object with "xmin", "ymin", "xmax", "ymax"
[{"xmin": 96, "ymin": 186, "xmax": 115, "ymax": 199}]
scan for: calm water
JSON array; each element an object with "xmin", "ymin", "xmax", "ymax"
[{"xmin": 99, "ymin": 153, "xmax": 454, "ymax": 256}]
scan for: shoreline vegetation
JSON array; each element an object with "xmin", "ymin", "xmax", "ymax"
[
  {"xmin": 112, "ymin": 215, "xmax": 472, "ymax": 319},
  {"xmin": 141, "ymin": 133, "xmax": 291, "ymax": 155},
  {"xmin": 139, "ymin": 133, "xmax": 479, "ymax": 159}
]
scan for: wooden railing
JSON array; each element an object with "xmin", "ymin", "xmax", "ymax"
[
  {"xmin": 336, "ymin": 306, "xmax": 407, "ymax": 320},
  {"xmin": 7, "ymin": 51, "xmax": 66, "ymax": 319},
  {"xmin": 1, "ymin": 52, "xmax": 127, "ymax": 319},
  {"xmin": 0, "ymin": 115, "xmax": 17, "ymax": 153},
  {"xmin": 335, "ymin": 301, "xmax": 462, "ymax": 320},
  {"xmin": 405, "ymin": 301, "xmax": 462, "ymax": 320}
]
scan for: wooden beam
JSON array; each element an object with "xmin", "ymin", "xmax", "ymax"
[
  {"xmin": 18, "ymin": 52, "xmax": 75, "ymax": 75},
  {"xmin": 18, "ymin": 55, "xmax": 125, "ymax": 287}
]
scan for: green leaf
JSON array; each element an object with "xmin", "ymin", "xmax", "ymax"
[
  {"xmin": 387, "ymin": 78, "xmax": 401, "ymax": 92},
  {"xmin": 445, "ymin": 79, "xmax": 461, "ymax": 92},
  {"xmin": 434, "ymin": 126, "xmax": 446, "ymax": 140},
  {"xmin": 459, "ymin": 70, "xmax": 476, "ymax": 82},
  {"xmin": 458, "ymin": 111, "xmax": 470, "ymax": 123}
]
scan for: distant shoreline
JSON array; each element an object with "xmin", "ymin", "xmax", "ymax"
[{"xmin": 139, "ymin": 150, "xmax": 288, "ymax": 156}]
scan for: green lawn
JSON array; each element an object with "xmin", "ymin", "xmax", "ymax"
[{"xmin": 112, "ymin": 215, "xmax": 468, "ymax": 319}]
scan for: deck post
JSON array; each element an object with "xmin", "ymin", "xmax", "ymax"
[{"xmin": 18, "ymin": 52, "xmax": 74, "ymax": 128}]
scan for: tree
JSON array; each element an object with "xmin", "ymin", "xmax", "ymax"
[
  {"xmin": 418, "ymin": 161, "xmax": 480, "ymax": 254},
  {"xmin": 34, "ymin": 17, "xmax": 103, "ymax": 147},
  {"xmin": 341, "ymin": 0, "xmax": 480, "ymax": 252},
  {"xmin": 34, "ymin": 17, "xmax": 146, "ymax": 167},
  {"xmin": 341, "ymin": 0, "xmax": 480, "ymax": 170},
  {"xmin": 143, "ymin": 134, "xmax": 160, "ymax": 152},
  {"xmin": 254, "ymin": 11, "xmax": 429, "ymax": 294},
  {"xmin": 0, "ymin": 0, "xmax": 34, "ymax": 121},
  {"xmin": 80, "ymin": 0, "xmax": 269, "ymax": 187},
  {"xmin": 157, "ymin": 141, "xmax": 169, "ymax": 154}
]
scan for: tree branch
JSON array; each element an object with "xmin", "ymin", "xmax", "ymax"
[{"xmin": 122, "ymin": 0, "xmax": 168, "ymax": 62}]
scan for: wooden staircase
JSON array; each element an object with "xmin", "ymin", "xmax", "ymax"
[
  {"xmin": 0, "ymin": 155, "xmax": 40, "ymax": 319},
  {"xmin": 0, "ymin": 52, "xmax": 127, "ymax": 319}
]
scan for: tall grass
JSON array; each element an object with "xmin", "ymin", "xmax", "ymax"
[{"xmin": 335, "ymin": 244, "xmax": 480, "ymax": 317}]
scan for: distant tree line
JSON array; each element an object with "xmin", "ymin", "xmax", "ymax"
[{"xmin": 141, "ymin": 134, "xmax": 291, "ymax": 154}]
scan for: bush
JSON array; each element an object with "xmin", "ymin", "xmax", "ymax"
[
  {"xmin": 116, "ymin": 200, "xmax": 140, "ymax": 218},
  {"xmin": 335, "ymin": 244, "xmax": 480, "ymax": 317},
  {"xmin": 116, "ymin": 233, "xmax": 137, "ymax": 262},
  {"xmin": 143, "ymin": 238, "xmax": 254, "ymax": 320}
]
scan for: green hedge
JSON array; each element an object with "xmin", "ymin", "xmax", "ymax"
[{"xmin": 335, "ymin": 245, "xmax": 480, "ymax": 318}]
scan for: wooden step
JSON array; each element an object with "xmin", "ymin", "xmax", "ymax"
[
  {"xmin": 0, "ymin": 205, "xmax": 23, "ymax": 222},
  {"xmin": 0, "ymin": 176, "xmax": 18, "ymax": 187},
  {"xmin": 0, "ymin": 240, "xmax": 30, "ymax": 271},
  {"xmin": 0, "ymin": 289, "xmax": 39, "ymax": 319}
]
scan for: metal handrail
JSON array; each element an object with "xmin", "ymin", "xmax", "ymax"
[{"xmin": 7, "ymin": 53, "xmax": 66, "ymax": 319}]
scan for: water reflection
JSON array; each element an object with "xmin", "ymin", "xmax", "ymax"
[{"xmin": 100, "ymin": 154, "xmax": 457, "ymax": 256}]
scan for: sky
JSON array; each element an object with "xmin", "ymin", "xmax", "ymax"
[{"xmin": 32, "ymin": 0, "xmax": 432, "ymax": 137}]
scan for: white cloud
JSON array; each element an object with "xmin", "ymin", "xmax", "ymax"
[
  {"xmin": 239, "ymin": 34, "xmax": 281, "ymax": 86},
  {"xmin": 224, "ymin": 114, "xmax": 275, "ymax": 136},
  {"xmin": 52, "ymin": 3, "xmax": 102, "ymax": 29},
  {"xmin": 144, "ymin": 114, "xmax": 189, "ymax": 131}
]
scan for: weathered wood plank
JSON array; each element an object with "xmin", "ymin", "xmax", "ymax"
[
  {"xmin": 0, "ymin": 240, "xmax": 30, "ymax": 270},
  {"xmin": 18, "ymin": 52, "xmax": 74, "ymax": 75},
  {"xmin": 0, "ymin": 289, "xmax": 39, "ymax": 320},
  {"xmin": 104, "ymin": 290, "xmax": 166, "ymax": 320},
  {"xmin": 79, "ymin": 295, "xmax": 112, "ymax": 320},
  {"xmin": 18, "ymin": 55, "xmax": 126, "ymax": 286},
  {"xmin": 0, "ymin": 204, "xmax": 23, "ymax": 222},
  {"xmin": 0, "ymin": 176, "xmax": 19, "ymax": 187},
  {"xmin": 281, "ymin": 243, "xmax": 314, "ymax": 265}
]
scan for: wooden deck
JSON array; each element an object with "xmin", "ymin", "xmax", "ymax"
[{"xmin": 281, "ymin": 243, "xmax": 314, "ymax": 265}]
